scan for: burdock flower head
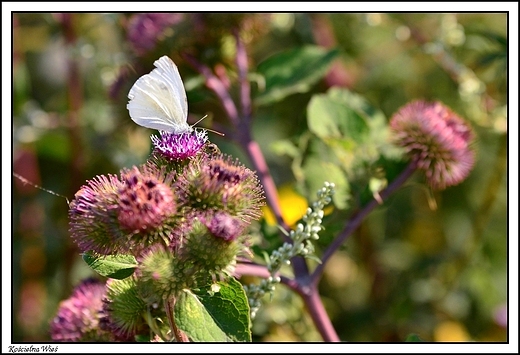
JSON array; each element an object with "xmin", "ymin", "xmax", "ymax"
[
  {"xmin": 50, "ymin": 278, "xmax": 113, "ymax": 342},
  {"xmin": 170, "ymin": 153, "xmax": 264, "ymax": 283},
  {"xmin": 176, "ymin": 213, "xmax": 248, "ymax": 284},
  {"xmin": 69, "ymin": 164, "xmax": 179, "ymax": 256},
  {"xmin": 390, "ymin": 100, "xmax": 475, "ymax": 190},
  {"xmin": 151, "ymin": 130, "xmax": 208, "ymax": 162},
  {"xmin": 175, "ymin": 153, "xmax": 265, "ymax": 222},
  {"xmin": 117, "ymin": 166, "xmax": 176, "ymax": 233}
]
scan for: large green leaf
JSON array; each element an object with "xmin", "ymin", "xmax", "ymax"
[
  {"xmin": 174, "ymin": 289, "xmax": 229, "ymax": 342},
  {"xmin": 255, "ymin": 45, "xmax": 340, "ymax": 105},
  {"xmin": 174, "ymin": 278, "xmax": 251, "ymax": 342},
  {"xmin": 325, "ymin": 87, "xmax": 387, "ymax": 128},
  {"xmin": 307, "ymin": 88, "xmax": 401, "ymax": 172},
  {"xmin": 307, "ymin": 93, "xmax": 370, "ymax": 142},
  {"xmin": 82, "ymin": 251, "xmax": 137, "ymax": 279}
]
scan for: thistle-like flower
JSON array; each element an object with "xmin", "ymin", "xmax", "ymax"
[
  {"xmin": 151, "ymin": 130, "xmax": 208, "ymax": 161},
  {"xmin": 177, "ymin": 215, "xmax": 244, "ymax": 282},
  {"xmin": 390, "ymin": 100, "xmax": 475, "ymax": 190},
  {"xmin": 117, "ymin": 166, "xmax": 176, "ymax": 233},
  {"xmin": 69, "ymin": 165, "xmax": 179, "ymax": 256},
  {"xmin": 175, "ymin": 153, "xmax": 265, "ymax": 223},
  {"xmin": 69, "ymin": 174, "xmax": 123, "ymax": 255},
  {"xmin": 50, "ymin": 278, "xmax": 113, "ymax": 342},
  {"xmin": 200, "ymin": 211, "xmax": 247, "ymax": 242}
]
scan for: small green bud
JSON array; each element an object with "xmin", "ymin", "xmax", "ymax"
[{"xmin": 103, "ymin": 276, "xmax": 151, "ymax": 340}]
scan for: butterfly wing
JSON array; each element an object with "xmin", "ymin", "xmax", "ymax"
[{"xmin": 127, "ymin": 56, "xmax": 191, "ymax": 134}]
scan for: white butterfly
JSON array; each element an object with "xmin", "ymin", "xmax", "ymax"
[{"xmin": 127, "ymin": 56, "xmax": 192, "ymax": 134}]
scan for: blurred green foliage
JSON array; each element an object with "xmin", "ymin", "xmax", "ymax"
[{"xmin": 12, "ymin": 13, "xmax": 507, "ymax": 342}]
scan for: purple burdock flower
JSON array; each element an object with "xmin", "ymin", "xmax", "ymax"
[
  {"xmin": 118, "ymin": 166, "xmax": 176, "ymax": 232},
  {"xmin": 50, "ymin": 278, "xmax": 113, "ymax": 342},
  {"xmin": 390, "ymin": 100, "xmax": 475, "ymax": 190},
  {"xmin": 127, "ymin": 13, "xmax": 183, "ymax": 55},
  {"xmin": 200, "ymin": 211, "xmax": 246, "ymax": 242},
  {"xmin": 176, "ymin": 154, "xmax": 265, "ymax": 223},
  {"xmin": 69, "ymin": 165, "xmax": 178, "ymax": 256},
  {"xmin": 151, "ymin": 130, "xmax": 208, "ymax": 161},
  {"xmin": 69, "ymin": 174, "xmax": 123, "ymax": 255}
]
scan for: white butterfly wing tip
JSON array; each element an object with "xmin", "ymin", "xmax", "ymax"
[{"xmin": 155, "ymin": 55, "xmax": 175, "ymax": 69}]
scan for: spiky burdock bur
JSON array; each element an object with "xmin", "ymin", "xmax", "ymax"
[
  {"xmin": 69, "ymin": 164, "xmax": 180, "ymax": 256},
  {"xmin": 135, "ymin": 244, "xmax": 184, "ymax": 304},
  {"xmin": 102, "ymin": 276, "xmax": 161, "ymax": 341},
  {"xmin": 176, "ymin": 214, "xmax": 246, "ymax": 285},
  {"xmin": 175, "ymin": 152, "xmax": 265, "ymax": 223},
  {"xmin": 117, "ymin": 165, "xmax": 180, "ymax": 253},
  {"xmin": 135, "ymin": 211, "xmax": 250, "ymax": 304},
  {"xmin": 50, "ymin": 278, "xmax": 115, "ymax": 342},
  {"xmin": 69, "ymin": 174, "xmax": 124, "ymax": 255},
  {"xmin": 390, "ymin": 100, "xmax": 476, "ymax": 190}
]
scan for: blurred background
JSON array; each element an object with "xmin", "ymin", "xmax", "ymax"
[{"xmin": 11, "ymin": 13, "xmax": 508, "ymax": 342}]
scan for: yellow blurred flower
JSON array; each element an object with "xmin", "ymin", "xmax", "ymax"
[
  {"xmin": 262, "ymin": 184, "xmax": 309, "ymax": 227},
  {"xmin": 433, "ymin": 320, "xmax": 471, "ymax": 342}
]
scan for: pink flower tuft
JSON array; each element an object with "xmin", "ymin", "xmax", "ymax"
[
  {"xmin": 151, "ymin": 130, "xmax": 208, "ymax": 160},
  {"xmin": 50, "ymin": 278, "xmax": 112, "ymax": 342},
  {"xmin": 390, "ymin": 100, "xmax": 475, "ymax": 190},
  {"xmin": 118, "ymin": 167, "xmax": 176, "ymax": 232}
]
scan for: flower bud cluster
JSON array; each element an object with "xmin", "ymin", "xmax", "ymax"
[
  {"xmin": 244, "ymin": 182, "xmax": 335, "ymax": 319},
  {"xmin": 60, "ymin": 131, "xmax": 265, "ymax": 341}
]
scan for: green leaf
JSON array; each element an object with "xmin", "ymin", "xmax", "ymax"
[
  {"xmin": 255, "ymin": 45, "xmax": 340, "ymax": 105},
  {"xmin": 476, "ymin": 52, "xmax": 507, "ymax": 67},
  {"xmin": 325, "ymin": 87, "xmax": 387, "ymax": 128},
  {"xmin": 174, "ymin": 278, "xmax": 251, "ymax": 342},
  {"xmin": 82, "ymin": 251, "xmax": 137, "ymax": 279},
  {"xmin": 174, "ymin": 289, "xmax": 230, "ymax": 342},
  {"xmin": 194, "ymin": 278, "xmax": 252, "ymax": 342},
  {"xmin": 307, "ymin": 94, "xmax": 369, "ymax": 142}
]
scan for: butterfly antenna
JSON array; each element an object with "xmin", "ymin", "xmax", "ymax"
[
  {"xmin": 191, "ymin": 115, "xmax": 208, "ymax": 127},
  {"xmin": 192, "ymin": 115, "xmax": 225, "ymax": 136},
  {"xmin": 205, "ymin": 128, "xmax": 225, "ymax": 137}
]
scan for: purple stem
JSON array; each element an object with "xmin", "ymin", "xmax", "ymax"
[
  {"xmin": 235, "ymin": 261, "xmax": 339, "ymax": 341},
  {"xmin": 310, "ymin": 161, "xmax": 418, "ymax": 285},
  {"xmin": 187, "ymin": 46, "xmax": 418, "ymax": 342},
  {"xmin": 234, "ymin": 262, "xmax": 294, "ymax": 289},
  {"xmin": 184, "ymin": 55, "xmax": 284, "ymax": 225},
  {"xmin": 240, "ymin": 131, "xmax": 310, "ymax": 277},
  {"xmin": 185, "ymin": 52, "xmax": 310, "ymax": 277},
  {"xmin": 301, "ymin": 286, "xmax": 340, "ymax": 342},
  {"xmin": 182, "ymin": 54, "xmax": 240, "ymax": 127}
]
